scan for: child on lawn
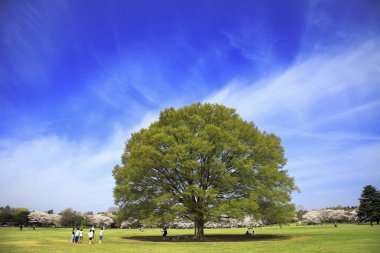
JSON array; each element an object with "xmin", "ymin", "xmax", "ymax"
[
  {"xmin": 99, "ymin": 227, "xmax": 104, "ymax": 243},
  {"xmin": 71, "ymin": 228, "xmax": 75, "ymax": 243},
  {"xmin": 75, "ymin": 227, "xmax": 80, "ymax": 243},
  {"xmin": 79, "ymin": 229, "xmax": 83, "ymax": 243},
  {"xmin": 88, "ymin": 229, "xmax": 94, "ymax": 244}
]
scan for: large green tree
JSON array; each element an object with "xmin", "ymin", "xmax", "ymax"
[
  {"xmin": 358, "ymin": 185, "xmax": 380, "ymax": 225},
  {"xmin": 59, "ymin": 208, "xmax": 83, "ymax": 227},
  {"xmin": 113, "ymin": 103, "xmax": 297, "ymax": 238},
  {"xmin": 14, "ymin": 208, "xmax": 30, "ymax": 226},
  {"xmin": 0, "ymin": 206, "xmax": 29, "ymax": 226}
]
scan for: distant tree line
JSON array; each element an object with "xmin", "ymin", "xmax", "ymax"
[
  {"xmin": 0, "ymin": 206, "xmax": 115, "ymax": 228},
  {"xmin": 120, "ymin": 215, "xmax": 266, "ymax": 229},
  {"xmin": 301, "ymin": 208, "xmax": 358, "ymax": 224},
  {"xmin": 31, "ymin": 208, "xmax": 115, "ymax": 228},
  {"xmin": 298, "ymin": 185, "xmax": 380, "ymax": 226},
  {"xmin": 2, "ymin": 185, "xmax": 378, "ymax": 228},
  {"xmin": 0, "ymin": 206, "xmax": 30, "ymax": 226},
  {"xmin": 324, "ymin": 205, "xmax": 358, "ymax": 211}
]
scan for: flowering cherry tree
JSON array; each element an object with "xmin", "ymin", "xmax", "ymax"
[
  {"xmin": 87, "ymin": 214, "xmax": 114, "ymax": 227},
  {"xmin": 302, "ymin": 211, "xmax": 321, "ymax": 224},
  {"xmin": 28, "ymin": 211, "xmax": 61, "ymax": 226},
  {"xmin": 302, "ymin": 209, "xmax": 358, "ymax": 224}
]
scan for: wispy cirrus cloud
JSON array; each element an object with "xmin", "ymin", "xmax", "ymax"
[
  {"xmin": 0, "ymin": 1, "xmax": 66, "ymax": 88},
  {"xmin": 0, "ymin": 126, "xmax": 128, "ymax": 212},
  {"xmin": 207, "ymin": 39, "xmax": 380, "ymax": 131},
  {"xmin": 206, "ymin": 39, "xmax": 380, "ymax": 209}
]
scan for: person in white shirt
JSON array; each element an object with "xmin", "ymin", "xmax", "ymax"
[
  {"xmin": 79, "ymin": 229, "xmax": 83, "ymax": 243},
  {"xmin": 91, "ymin": 226, "xmax": 95, "ymax": 243},
  {"xmin": 75, "ymin": 227, "xmax": 80, "ymax": 243},
  {"xmin": 99, "ymin": 227, "xmax": 104, "ymax": 243},
  {"xmin": 88, "ymin": 229, "xmax": 94, "ymax": 244}
]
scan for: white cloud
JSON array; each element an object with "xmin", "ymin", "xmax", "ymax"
[
  {"xmin": 206, "ymin": 39, "xmax": 380, "ymax": 132},
  {"xmin": 0, "ymin": 1, "xmax": 67, "ymax": 88},
  {"xmin": 206, "ymin": 39, "xmax": 380, "ymax": 209},
  {"xmin": 0, "ymin": 106, "xmax": 165, "ymax": 212},
  {"xmin": 0, "ymin": 126, "xmax": 129, "ymax": 212}
]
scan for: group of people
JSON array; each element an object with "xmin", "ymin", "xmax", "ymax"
[
  {"xmin": 71, "ymin": 226, "xmax": 104, "ymax": 244},
  {"xmin": 71, "ymin": 227, "xmax": 83, "ymax": 243},
  {"xmin": 245, "ymin": 229, "xmax": 254, "ymax": 238}
]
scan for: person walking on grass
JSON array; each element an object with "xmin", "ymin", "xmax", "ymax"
[
  {"xmin": 99, "ymin": 227, "xmax": 104, "ymax": 243},
  {"xmin": 162, "ymin": 227, "xmax": 168, "ymax": 240},
  {"xmin": 75, "ymin": 227, "xmax": 80, "ymax": 243},
  {"xmin": 91, "ymin": 226, "xmax": 95, "ymax": 243},
  {"xmin": 88, "ymin": 229, "xmax": 94, "ymax": 244},
  {"xmin": 71, "ymin": 227, "xmax": 75, "ymax": 243},
  {"xmin": 79, "ymin": 229, "xmax": 83, "ymax": 243}
]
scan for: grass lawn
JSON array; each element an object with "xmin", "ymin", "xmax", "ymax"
[{"xmin": 0, "ymin": 224, "xmax": 379, "ymax": 253}]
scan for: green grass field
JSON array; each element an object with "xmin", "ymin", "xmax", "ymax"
[{"xmin": 0, "ymin": 224, "xmax": 379, "ymax": 253}]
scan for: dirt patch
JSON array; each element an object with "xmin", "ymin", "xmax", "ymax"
[
  {"xmin": 48, "ymin": 238, "xmax": 70, "ymax": 243},
  {"xmin": 0, "ymin": 240, "xmax": 39, "ymax": 247},
  {"xmin": 124, "ymin": 234, "xmax": 292, "ymax": 243}
]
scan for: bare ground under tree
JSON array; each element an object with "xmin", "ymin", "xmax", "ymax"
[{"xmin": 123, "ymin": 234, "xmax": 291, "ymax": 242}]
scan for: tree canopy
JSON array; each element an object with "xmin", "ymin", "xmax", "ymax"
[
  {"xmin": 358, "ymin": 185, "xmax": 380, "ymax": 225},
  {"xmin": 59, "ymin": 208, "xmax": 83, "ymax": 227},
  {"xmin": 0, "ymin": 206, "xmax": 30, "ymax": 226},
  {"xmin": 113, "ymin": 103, "xmax": 297, "ymax": 238}
]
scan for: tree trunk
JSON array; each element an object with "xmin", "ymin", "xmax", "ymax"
[{"xmin": 194, "ymin": 220, "xmax": 205, "ymax": 239}]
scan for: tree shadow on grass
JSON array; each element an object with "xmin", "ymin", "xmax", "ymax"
[{"xmin": 123, "ymin": 234, "xmax": 291, "ymax": 243}]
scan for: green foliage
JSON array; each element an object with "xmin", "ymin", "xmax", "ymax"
[
  {"xmin": 81, "ymin": 218, "xmax": 89, "ymax": 228},
  {"xmin": 59, "ymin": 208, "xmax": 83, "ymax": 227},
  {"xmin": 296, "ymin": 209, "xmax": 307, "ymax": 221},
  {"xmin": 358, "ymin": 185, "xmax": 380, "ymax": 224},
  {"xmin": 14, "ymin": 208, "xmax": 30, "ymax": 225},
  {"xmin": 0, "ymin": 206, "xmax": 29, "ymax": 225},
  {"xmin": 113, "ymin": 103, "xmax": 297, "ymax": 237},
  {"xmin": 325, "ymin": 205, "xmax": 358, "ymax": 211}
]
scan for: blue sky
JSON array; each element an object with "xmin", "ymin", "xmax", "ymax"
[{"xmin": 1, "ymin": 0, "xmax": 379, "ymax": 213}]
